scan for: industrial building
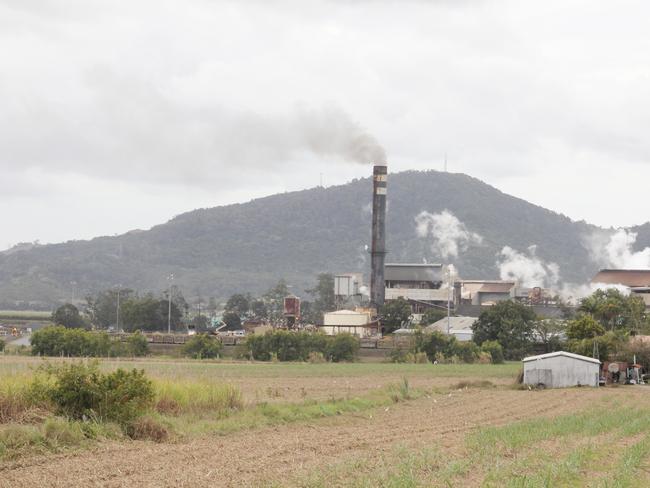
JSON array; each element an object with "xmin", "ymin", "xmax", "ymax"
[
  {"xmin": 320, "ymin": 310, "xmax": 379, "ymax": 338},
  {"xmin": 591, "ymin": 269, "xmax": 650, "ymax": 307},
  {"xmin": 456, "ymin": 280, "xmax": 516, "ymax": 306},
  {"xmin": 522, "ymin": 351, "xmax": 600, "ymax": 388},
  {"xmin": 384, "ymin": 263, "xmax": 449, "ymax": 314}
]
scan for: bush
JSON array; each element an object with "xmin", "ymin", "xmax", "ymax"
[
  {"xmin": 126, "ymin": 332, "xmax": 149, "ymax": 357},
  {"xmin": 326, "ymin": 333, "xmax": 359, "ymax": 362},
  {"xmin": 37, "ymin": 362, "xmax": 154, "ymax": 424},
  {"xmin": 480, "ymin": 340, "xmax": 504, "ymax": 364},
  {"xmin": 566, "ymin": 331, "xmax": 625, "ymax": 362},
  {"xmin": 0, "ymin": 339, "xmax": 5, "ymax": 353},
  {"xmin": 30, "ymin": 327, "xmax": 112, "ymax": 357},
  {"xmin": 244, "ymin": 330, "xmax": 359, "ymax": 362},
  {"xmin": 126, "ymin": 415, "xmax": 168, "ymax": 442},
  {"xmin": 181, "ymin": 334, "xmax": 222, "ymax": 359}
]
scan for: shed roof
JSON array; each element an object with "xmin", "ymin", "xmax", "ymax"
[
  {"xmin": 592, "ymin": 269, "xmax": 650, "ymax": 287},
  {"xmin": 385, "ymin": 263, "xmax": 443, "ymax": 282},
  {"xmin": 478, "ymin": 283, "xmax": 515, "ymax": 293},
  {"xmin": 522, "ymin": 351, "xmax": 600, "ymax": 365},
  {"xmin": 426, "ymin": 316, "xmax": 477, "ymax": 332}
]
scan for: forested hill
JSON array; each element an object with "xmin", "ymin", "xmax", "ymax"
[{"xmin": 0, "ymin": 169, "xmax": 638, "ymax": 308}]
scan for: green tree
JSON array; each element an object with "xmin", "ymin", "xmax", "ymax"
[
  {"xmin": 126, "ymin": 331, "xmax": 149, "ymax": 356},
  {"xmin": 222, "ymin": 312, "xmax": 242, "ymax": 330},
  {"xmin": 225, "ymin": 294, "xmax": 250, "ymax": 316},
  {"xmin": 263, "ymin": 280, "xmax": 290, "ymax": 323},
  {"xmin": 306, "ymin": 273, "xmax": 336, "ymax": 324},
  {"xmin": 120, "ymin": 296, "xmax": 182, "ymax": 332},
  {"xmin": 52, "ymin": 304, "xmax": 86, "ymax": 329},
  {"xmin": 472, "ymin": 300, "xmax": 537, "ymax": 360},
  {"xmin": 326, "ymin": 333, "xmax": 359, "ymax": 362},
  {"xmin": 190, "ymin": 314, "xmax": 210, "ymax": 331},
  {"xmin": 250, "ymin": 299, "xmax": 267, "ymax": 320},
  {"xmin": 181, "ymin": 334, "xmax": 222, "ymax": 359},
  {"xmin": 532, "ymin": 319, "xmax": 566, "ymax": 353},
  {"xmin": 579, "ymin": 289, "xmax": 645, "ymax": 331},
  {"xmin": 85, "ymin": 289, "xmax": 134, "ymax": 329},
  {"xmin": 566, "ymin": 315, "xmax": 606, "ymax": 340},
  {"xmin": 380, "ymin": 298, "xmax": 412, "ymax": 334}
]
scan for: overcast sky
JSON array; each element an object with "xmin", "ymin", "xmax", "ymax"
[{"xmin": 2, "ymin": 0, "xmax": 650, "ymax": 250}]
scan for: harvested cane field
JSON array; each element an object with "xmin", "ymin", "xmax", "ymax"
[{"xmin": 0, "ymin": 356, "xmax": 648, "ymax": 487}]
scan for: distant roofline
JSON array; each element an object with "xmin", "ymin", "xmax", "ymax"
[
  {"xmin": 597, "ymin": 269, "xmax": 650, "ymax": 273},
  {"xmin": 460, "ymin": 280, "xmax": 516, "ymax": 284},
  {"xmin": 385, "ymin": 263, "xmax": 443, "ymax": 268},
  {"xmin": 523, "ymin": 351, "xmax": 600, "ymax": 364}
]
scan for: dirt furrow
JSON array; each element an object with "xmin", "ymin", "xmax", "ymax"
[{"xmin": 0, "ymin": 387, "xmax": 628, "ymax": 488}]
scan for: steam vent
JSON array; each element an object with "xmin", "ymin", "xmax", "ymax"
[{"xmin": 370, "ymin": 164, "xmax": 387, "ymax": 308}]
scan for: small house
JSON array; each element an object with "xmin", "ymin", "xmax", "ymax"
[{"xmin": 523, "ymin": 351, "xmax": 600, "ymax": 388}]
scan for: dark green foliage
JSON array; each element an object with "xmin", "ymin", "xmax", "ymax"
[
  {"xmin": 480, "ymin": 340, "xmax": 504, "ymax": 364},
  {"xmin": 222, "ymin": 312, "xmax": 242, "ymax": 330},
  {"xmin": 566, "ymin": 315, "xmax": 605, "ymax": 340},
  {"xmin": 225, "ymin": 294, "xmax": 250, "ymax": 316},
  {"xmin": 0, "ymin": 339, "xmax": 4, "ymax": 352},
  {"xmin": 0, "ymin": 170, "xmax": 621, "ymax": 306},
  {"xmin": 181, "ymin": 334, "xmax": 222, "ymax": 359},
  {"xmin": 305, "ymin": 273, "xmax": 336, "ymax": 324},
  {"xmin": 579, "ymin": 289, "xmax": 646, "ymax": 331},
  {"xmin": 190, "ymin": 314, "xmax": 210, "ymax": 331},
  {"xmin": 250, "ymin": 299, "xmax": 267, "ymax": 320},
  {"xmin": 566, "ymin": 331, "xmax": 625, "ymax": 362},
  {"xmin": 37, "ymin": 362, "xmax": 154, "ymax": 424},
  {"xmin": 412, "ymin": 330, "xmax": 488, "ymax": 363},
  {"xmin": 126, "ymin": 331, "xmax": 149, "ymax": 357},
  {"xmin": 52, "ymin": 304, "xmax": 86, "ymax": 329},
  {"xmin": 472, "ymin": 301, "xmax": 537, "ymax": 360},
  {"xmin": 381, "ymin": 298, "xmax": 412, "ymax": 334},
  {"xmin": 120, "ymin": 295, "xmax": 182, "ymax": 332},
  {"xmin": 421, "ymin": 308, "xmax": 447, "ymax": 325},
  {"xmin": 31, "ymin": 327, "xmax": 112, "ymax": 357},
  {"xmin": 85, "ymin": 289, "xmax": 134, "ymax": 328},
  {"xmin": 326, "ymin": 333, "xmax": 359, "ymax": 362},
  {"xmin": 245, "ymin": 330, "xmax": 358, "ymax": 362}
]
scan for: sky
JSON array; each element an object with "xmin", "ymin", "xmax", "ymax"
[{"xmin": 2, "ymin": 0, "xmax": 650, "ymax": 250}]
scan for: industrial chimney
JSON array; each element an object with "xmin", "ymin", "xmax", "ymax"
[{"xmin": 370, "ymin": 164, "xmax": 387, "ymax": 309}]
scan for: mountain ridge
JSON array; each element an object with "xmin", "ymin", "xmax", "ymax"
[{"xmin": 1, "ymin": 169, "xmax": 644, "ymax": 308}]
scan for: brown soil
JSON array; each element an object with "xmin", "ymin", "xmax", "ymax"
[{"xmin": 1, "ymin": 387, "xmax": 639, "ymax": 488}]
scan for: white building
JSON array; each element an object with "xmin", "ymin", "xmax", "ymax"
[
  {"xmin": 320, "ymin": 310, "xmax": 378, "ymax": 338},
  {"xmin": 523, "ymin": 351, "xmax": 600, "ymax": 388}
]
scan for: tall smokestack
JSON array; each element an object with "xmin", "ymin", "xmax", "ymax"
[{"xmin": 370, "ymin": 164, "xmax": 387, "ymax": 309}]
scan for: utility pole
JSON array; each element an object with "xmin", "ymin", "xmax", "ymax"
[
  {"xmin": 116, "ymin": 285, "xmax": 121, "ymax": 332},
  {"xmin": 446, "ymin": 266, "xmax": 452, "ymax": 335},
  {"xmin": 167, "ymin": 274, "xmax": 174, "ymax": 334}
]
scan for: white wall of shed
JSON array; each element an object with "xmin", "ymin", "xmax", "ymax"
[{"xmin": 523, "ymin": 355, "xmax": 599, "ymax": 388}]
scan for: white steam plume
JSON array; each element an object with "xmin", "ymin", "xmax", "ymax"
[
  {"xmin": 415, "ymin": 210, "xmax": 482, "ymax": 259},
  {"xmin": 586, "ymin": 229, "xmax": 650, "ymax": 269},
  {"xmin": 497, "ymin": 245, "xmax": 560, "ymax": 288}
]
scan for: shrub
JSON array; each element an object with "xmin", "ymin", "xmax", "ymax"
[
  {"xmin": 37, "ymin": 362, "xmax": 154, "ymax": 424},
  {"xmin": 181, "ymin": 334, "xmax": 222, "ymax": 359},
  {"xmin": 30, "ymin": 327, "xmax": 112, "ymax": 357},
  {"xmin": 326, "ymin": 333, "xmax": 359, "ymax": 362},
  {"xmin": 126, "ymin": 332, "xmax": 149, "ymax": 356},
  {"xmin": 480, "ymin": 340, "xmax": 504, "ymax": 364},
  {"xmin": 566, "ymin": 331, "xmax": 625, "ymax": 362},
  {"xmin": 246, "ymin": 330, "xmax": 337, "ymax": 362},
  {"xmin": 449, "ymin": 341, "xmax": 480, "ymax": 363},
  {"xmin": 0, "ymin": 339, "xmax": 5, "ymax": 352}
]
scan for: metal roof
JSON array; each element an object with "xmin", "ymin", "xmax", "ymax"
[
  {"xmin": 385, "ymin": 263, "xmax": 443, "ymax": 282},
  {"xmin": 522, "ymin": 351, "xmax": 600, "ymax": 365},
  {"xmin": 478, "ymin": 283, "xmax": 515, "ymax": 293},
  {"xmin": 592, "ymin": 269, "xmax": 650, "ymax": 287},
  {"xmin": 426, "ymin": 316, "xmax": 477, "ymax": 331}
]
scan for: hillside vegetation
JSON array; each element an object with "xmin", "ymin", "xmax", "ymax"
[{"xmin": 0, "ymin": 169, "xmax": 638, "ymax": 307}]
